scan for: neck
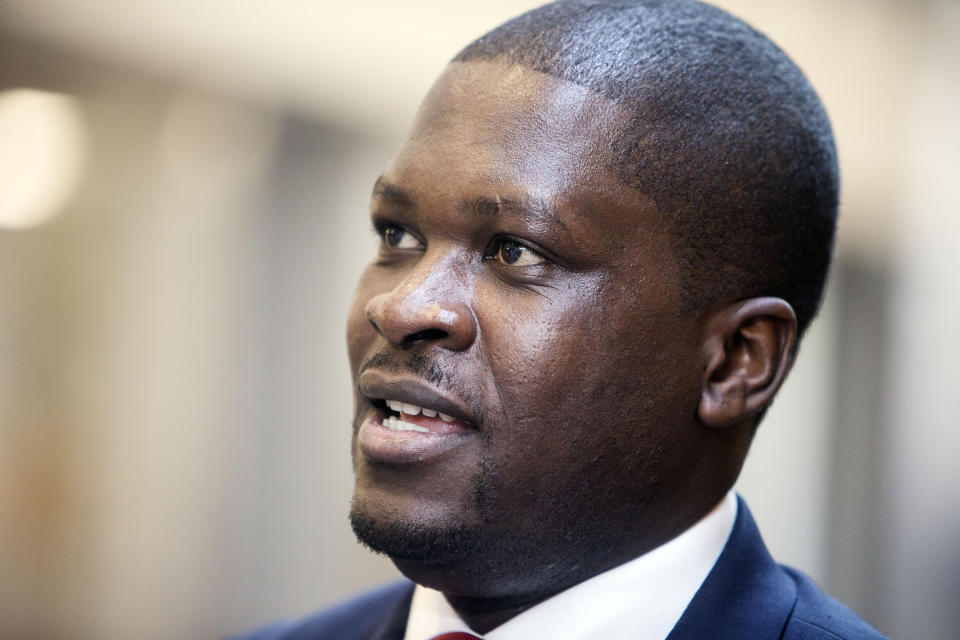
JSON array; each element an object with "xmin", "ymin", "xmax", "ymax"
[
  {"xmin": 443, "ymin": 593, "xmax": 543, "ymax": 635},
  {"xmin": 414, "ymin": 488, "xmax": 736, "ymax": 634}
]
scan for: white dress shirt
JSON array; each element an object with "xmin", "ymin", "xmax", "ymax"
[{"xmin": 403, "ymin": 490, "xmax": 737, "ymax": 640}]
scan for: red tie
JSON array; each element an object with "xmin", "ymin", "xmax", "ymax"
[{"xmin": 429, "ymin": 634, "xmax": 483, "ymax": 640}]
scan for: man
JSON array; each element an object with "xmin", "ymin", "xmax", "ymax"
[{"xmin": 236, "ymin": 1, "xmax": 886, "ymax": 638}]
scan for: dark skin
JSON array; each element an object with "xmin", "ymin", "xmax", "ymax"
[{"xmin": 347, "ymin": 61, "xmax": 797, "ymax": 634}]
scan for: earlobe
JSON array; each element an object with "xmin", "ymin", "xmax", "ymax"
[{"xmin": 698, "ymin": 297, "xmax": 798, "ymax": 428}]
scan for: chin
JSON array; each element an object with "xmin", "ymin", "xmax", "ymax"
[
  {"xmin": 348, "ymin": 497, "xmax": 530, "ymax": 597},
  {"xmin": 348, "ymin": 499, "xmax": 482, "ymax": 565},
  {"xmin": 349, "ymin": 498, "xmax": 594, "ymax": 600}
]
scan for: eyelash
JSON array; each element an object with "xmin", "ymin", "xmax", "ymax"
[
  {"xmin": 372, "ymin": 221, "xmax": 548, "ymax": 267},
  {"xmin": 484, "ymin": 237, "xmax": 546, "ymax": 266},
  {"xmin": 373, "ymin": 221, "xmax": 421, "ymax": 249}
]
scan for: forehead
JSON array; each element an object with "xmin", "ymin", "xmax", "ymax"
[{"xmin": 403, "ymin": 62, "xmax": 619, "ymax": 189}]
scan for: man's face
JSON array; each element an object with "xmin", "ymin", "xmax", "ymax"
[{"xmin": 347, "ymin": 61, "xmax": 709, "ymax": 597}]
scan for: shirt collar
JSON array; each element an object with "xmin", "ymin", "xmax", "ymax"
[{"xmin": 403, "ymin": 490, "xmax": 738, "ymax": 640}]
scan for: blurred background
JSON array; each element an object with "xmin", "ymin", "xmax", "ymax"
[{"xmin": 0, "ymin": 0, "xmax": 957, "ymax": 638}]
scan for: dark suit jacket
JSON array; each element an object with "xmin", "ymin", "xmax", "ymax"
[{"xmin": 230, "ymin": 498, "xmax": 887, "ymax": 639}]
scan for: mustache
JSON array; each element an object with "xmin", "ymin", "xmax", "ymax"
[{"xmin": 359, "ymin": 350, "xmax": 455, "ymax": 391}]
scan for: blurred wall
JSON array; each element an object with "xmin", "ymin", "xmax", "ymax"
[{"xmin": 0, "ymin": 1, "xmax": 956, "ymax": 638}]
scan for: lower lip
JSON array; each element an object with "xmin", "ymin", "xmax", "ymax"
[{"xmin": 357, "ymin": 412, "xmax": 476, "ymax": 465}]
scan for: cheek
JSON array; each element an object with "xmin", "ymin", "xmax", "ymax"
[
  {"xmin": 478, "ymin": 280, "xmax": 628, "ymax": 436},
  {"xmin": 481, "ymin": 284, "xmax": 660, "ymax": 410},
  {"xmin": 475, "ymin": 277, "xmax": 692, "ymax": 480}
]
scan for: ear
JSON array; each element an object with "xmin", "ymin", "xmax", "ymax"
[{"xmin": 698, "ymin": 297, "xmax": 798, "ymax": 428}]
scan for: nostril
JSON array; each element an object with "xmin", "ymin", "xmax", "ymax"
[{"xmin": 403, "ymin": 328, "xmax": 448, "ymax": 347}]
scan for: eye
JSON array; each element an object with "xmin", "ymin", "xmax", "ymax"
[
  {"xmin": 378, "ymin": 223, "xmax": 422, "ymax": 250},
  {"xmin": 489, "ymin": 238, "xmax": 547, "ymax": 267}
]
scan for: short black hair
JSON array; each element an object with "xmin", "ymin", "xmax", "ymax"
[{"xmin": 455, "ymin": 0, "xmax": 838, "ymax": 336}]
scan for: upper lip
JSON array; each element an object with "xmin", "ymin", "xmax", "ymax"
[{"xmin": 357, "ymin": 369, "xmax": 479, "ymax": 427}]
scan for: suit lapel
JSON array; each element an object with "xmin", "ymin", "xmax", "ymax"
[
  {"xmin": 362, "ymin": 583, "xmax": 415, "ymax": 640},
  {"xmin": 666, "ymin": 497, "xmax": 797, "ymax": 640}
]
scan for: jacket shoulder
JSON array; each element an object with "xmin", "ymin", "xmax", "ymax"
[
  {"xmin": 226, "ymin": 580, "xmax": 414, "ymax": 640},
  {"xmin": 667, "ymin": 498, "xmax": 888, "ymax": 640},
  {"xmin": 782, "ymin": 568, "xmax": 888, "ymax": 640}
]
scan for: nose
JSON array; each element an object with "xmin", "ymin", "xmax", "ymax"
[{"xmin": 365, "ymin": 256, "xmax": 478, "ymax": 352}]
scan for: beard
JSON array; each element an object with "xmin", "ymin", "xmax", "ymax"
[
  {"xmin": 346, "ymin": 456, "xmax": 626, "ymax": 599},
  {"xmin": 348, "ymin": 454, "xmax": 497, "ymax": 566},
  {"xmin": 349, "ymin": 504, "xmax": 483, "ymax": 564},
  {"xmin": 347, "ymin": 397, "xmax": 666, "ymax": 597},
  {"xmin": 347, "ymin": 485, "xmax": 633, "ymax": 603}
]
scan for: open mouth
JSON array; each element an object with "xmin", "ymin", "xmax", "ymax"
[{"xmin": 372, "ymin": 398, "xmax": 473, "ymax": 434}]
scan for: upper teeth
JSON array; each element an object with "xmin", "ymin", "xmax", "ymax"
[{"xmin": 385, "ymin": 399, "xmax": 455, "ymax": 423}]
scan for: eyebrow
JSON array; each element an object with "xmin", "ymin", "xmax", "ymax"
[
  {"xmin": 371, "ymin": 176, "xmax": 568, "ymax": 232},
  {"xmin": 371, "ymin": 177, "xmax": 416, "ymax": 210},
  {"xmin": 461, "ymin": 196, "xmax": 567, "ymax": 231}
]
